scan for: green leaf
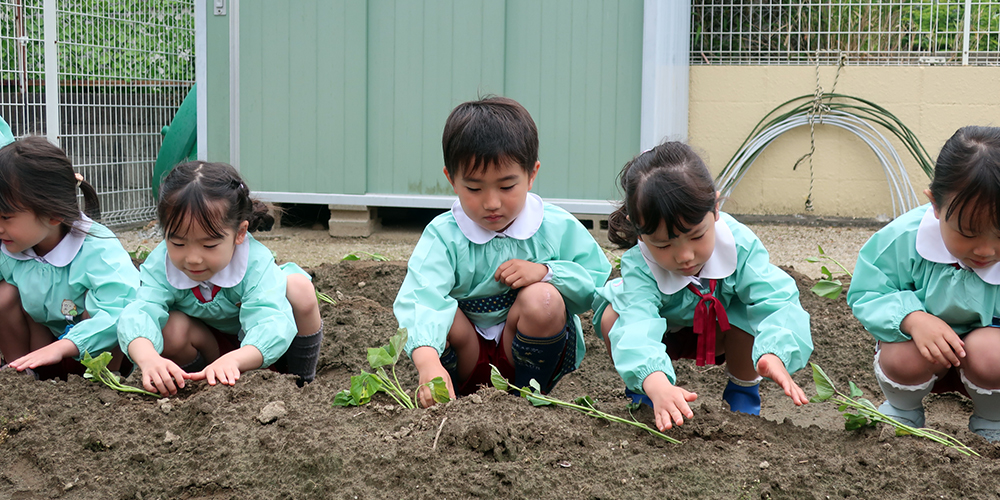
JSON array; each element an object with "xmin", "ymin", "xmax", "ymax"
[
  {"xmin": 371, "ymin": 253, "xmax": 389, "ymax": 262},
  {"xmin": 805, "ymin": 256, "xmax": 820, "ymax": 263},
  {"xmin": 848, "ymin": 381, "xmax": 864, "ymax": 398},
  {"xmin": 810, "ymin": 363, "xmax": 835, "ymax": 401},
  {"xmin": 819, "ymin": 265, "xmax": 832, "ymax": 279},
  {"xmin": 574, "ymin": 396, "xmax": 597, "ymax": 408},
  {"xmin": 80, "ymin": 351, "xmax": 113, "ymax": 374},
  {"xmin": 526, "ymin": 393, "xmax": 552, "ymax": 407},
  {"xmin": 810, "ymin": 280, "xmax": 843, "ymax": 299},
  {"xmin": 844, "ymin": 413, "xmax": 871, "ymax": 430},
  {"xmin": 428, "ymin": 377, "xmax": 451, "ymax": 404},
  {"xmin": 332, "ymin": 390, "xmax": 358, "ymax": 407},
  {"xmin": 625, "ymin": 401, "xmax": 642, "ymax": 412},
  {"xmin": 388, "ymin": 328, "xmax": 407, "ymax": 363},
  {"xmin": 367, "ymin": 347, "xmax": 394, "ymax": 369},
  {"xmin": 817, "ymin": 244, "xmax": 826, "ymax": 255},
  {"xmin": 341, "ymin": 253, "xmax": 361, "ymax": 261},
  {"xmin": 857, "ymin": 397, "xmax": 878, "ymax": 412},
  {"xmin": 529, "ymin": 379, "xmax": 542, "ymax": 394},
  {"xmin": 489, "ymin": 365, "xmax": 509, "ymax": 391},
  {"xmin": 349, "ymin": 373, "xmax": 381, "ymax": 404}
]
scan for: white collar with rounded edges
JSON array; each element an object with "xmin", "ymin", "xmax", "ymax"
[
  {"xmin": 638, "ymin": 216, "xmax": 737, "ymax": 295},
  {"xmin": 165, "ymin": 235, "xmax": 251, "ymax": 290},
  {"xmin": 452, "ymin": 192, "xmax": 544, "ymax": 244},
  {"xmin": 915, "ymin": 204, "xmax": 1000, "ymax": 285},
  {"xmin": 2, "ymin": 215, "xmax": 93, "ymax": 267}
]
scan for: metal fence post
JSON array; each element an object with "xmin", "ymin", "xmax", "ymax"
[
  {"xmin": 43, "ymin": 0, "xmax": 58, "ymax": 145},
  {"xmin": 962, "ymin": 0, "xmax": 973, "ymax": 66}
]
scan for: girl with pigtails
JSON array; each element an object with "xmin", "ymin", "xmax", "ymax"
[
  {"xmin": 594, "ymin": 142, "xmax": 813, "ymax": 432},
  {"xmin": 118, "ymin": 161, "xmax": 323, "ymax": 396}
]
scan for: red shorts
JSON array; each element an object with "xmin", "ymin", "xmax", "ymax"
[{"xmin": 454, "ymin": 333, "xmax": 515, "ymax": 396}]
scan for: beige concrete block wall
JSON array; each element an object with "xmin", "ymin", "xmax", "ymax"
[{"xmin": 689, "ymin": 66, "xmax": 1000, "ymax": 219}]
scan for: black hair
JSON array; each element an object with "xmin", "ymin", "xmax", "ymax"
[
  {"xmin": 0, "ymin": 136, "xmax": 100, "ymax": 230},
  {"xmin": 441, "ymin": 95, "xmax": 538, "ymax": 179},
  {"xmin": 607, "ymin": 142, "xmax": 717, "ymax": 248},
  {"xmin": 929, "ymin": 126, "xmax": 1000, "ymax": 234},
  {"xmin": 157, "ymin": 161, "xmax": 273, "ymax": 240}
]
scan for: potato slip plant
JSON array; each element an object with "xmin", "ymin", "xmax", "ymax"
[
  {"xmin": 805, "ymin": 245, "xmax": 853, "ymax": 299},
  {"xmin": 341, "ymin": 251, "xmax": 389, "ymax": 262},
  {"xmin": 81, "ymin": 351, "xmax": 160, "ymax": 398},
  {"xmin": 809, "ymin": 362, "xmax": 979, "ymax": 457},
  {"xmin": 489, "ymin": 365, "xmax": 680, "ymax": 445},
  {"xmin": 333, "ymin": 328, "xmax": 450, "ymax": 409}
]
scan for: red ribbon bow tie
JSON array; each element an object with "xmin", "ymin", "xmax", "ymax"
[{"xmin": 686, "ymin": 279, "xmax": 730, "ymax": 366}]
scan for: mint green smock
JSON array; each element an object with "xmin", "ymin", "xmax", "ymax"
[
  {"xmin": 117, "ymin": 235, "xmax": 302, "ymax": 368},
  {"xmin": 593, "ymin": 213, "xmax": 812, "ymax": 391},
  {"xmin": 0, "ymin": 221, "xmax": 139, "ymax": 360},
  {"xmin": 847, "ymin": 204, "xmax": 1000, "ymax": 342},
  {"xmin": 394, "ymin": 203, "xmax": 612, "ymax": 366}
]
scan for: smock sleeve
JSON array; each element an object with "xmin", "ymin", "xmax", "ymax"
[
  {"xmin": 235, "ymin": 258, "xmax": 297, "ymax": 368},
  {"xmin": 846, "ymin": 222, "xmax": 925, "ymax": 343},
  {"xmin": 64, "ymin": 236, "xmax": 140, "ymax": 360},
  {"xmin": 118, "ymin": 244, "xmax": 178, "ymax": 358},
  {"xmin": 543, "ymin": 216, "xmax": 613, "ymax": 315},
  {"xmin": 604, "ymin": 249, "xmax": 677, "ymax": 389},
  {"xmin": 730, "ymin": 229, "xmax": 813, "ymax": 375},
  {"xmin": 395, "ymin": 224, "xmax": 459, "ymax": 357}
]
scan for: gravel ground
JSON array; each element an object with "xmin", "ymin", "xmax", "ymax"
[{"xmin": 114, "ymin": 215, "xmax": 877, "ymax": 280}]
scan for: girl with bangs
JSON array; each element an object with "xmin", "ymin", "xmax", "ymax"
[
  {"xmin": 117, "ymin": 161, "xmax": 323, "ymax": 396},
  {"xmin": 593, "ymin": 142, "xmax": 813, "ymax": 432},
  {"xmin": 849, "ymin": 126, "xmax": 1000, "ymax": 442}
]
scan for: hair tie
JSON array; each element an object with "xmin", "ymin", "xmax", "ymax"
[{"xmin": 74, "ymin": 172, "xmax": 84, "ymax": 188}]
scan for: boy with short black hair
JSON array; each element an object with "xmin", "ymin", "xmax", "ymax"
[{"xmin": 394, "ymin": 96, "xmax": 612, "ymax": 407}]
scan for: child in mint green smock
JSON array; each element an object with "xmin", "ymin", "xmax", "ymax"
[
  {"xmin": 594, "ymin": 142, "xmax": 812, "ymax": 432},
  {"xmin": 394, "ymin": 96, "xmax": 611, "ymax": 408},
  {"xmin": 0, "ymin": 136, "xmax": 139, "ymax": 379},
  {"xmin": 848, "ymin": 126, "xmax": 1000, "ymax": 442},
  {"xmin": 117, "ymin": 161, "xmax": 323, "ymax": 396}
]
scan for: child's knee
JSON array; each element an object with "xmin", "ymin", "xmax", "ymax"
[
  {"xmin": 286, "ymin": 274, "xmax": 317, "ymax": 311},
  {"xmin": 162, "ymin": 311, "xmax": 194, "ymax": 352},
  {"xmin": 513, "ymin": 282, "xmax": 565, "ymax": 323},
  {"xmin": 0, "ymin": 281, "xmax": 19, "ymax": 310}
]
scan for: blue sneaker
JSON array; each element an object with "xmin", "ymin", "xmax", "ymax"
[
  {"xmin": 877, "ymin": 401, "xmax": 925, "ymax": 428},
  {"xmin": 969, "ymin": 415, "xmax": 1000, "ymax": 442},
  {"xmin": 723, "ymin": 381, "xmax": 761, "ymax": 415},
  {"xmin": 624, "ymin": 387, "xmax": 653, "ymax": 407}
]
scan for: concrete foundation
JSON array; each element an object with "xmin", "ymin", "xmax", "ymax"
[{"xmin": 328, "ymin": 204, "xmax": 381, "ymax": 237}]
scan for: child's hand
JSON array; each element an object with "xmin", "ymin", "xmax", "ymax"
[
  {"xmin": 412, "ymin": 346, "xmax": 456, "ymax": 408},
  {"xmin": 901, "ymin": 311, "xmax": 966, "ymax": 367},
  {"xmin": 187, "ymin": 354, "xmax": 243, "ymax": 387},
  {"xmin": 128, "ymin": 338, "xmax": 187, "ymax": 396},
  {"xmin": 494, "ymin": 259, "xmax": 548, "ymax": 289},
  {"xmin": 643, "ymin": 371, "xmax": 698, "ymax": 431},
  {"xmin": 8, "ymin": 339, "xmax": 78, "ymax": 371},
  {"xmin": 756, "ymin": 354, "xmax": 808, "ymax": 406},
  {"xmin": 139, "ymin": 356, "xmax": 188, "ymax": 396}
]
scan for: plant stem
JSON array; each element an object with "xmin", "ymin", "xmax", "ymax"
[{"xmin": 507, "ymin": 385, "xmax": 680, "ymax": 444}]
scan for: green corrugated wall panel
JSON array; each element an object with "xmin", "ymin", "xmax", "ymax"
[
  {"xmin": 366, "ymin": 0, "xmax": 506, "ymax": 196},
  {"xmin": 205, "ymin": 5, "xmax": 230, "ymax": 164},
  {"xmin": 238, "ymin": 0, "xmax": 367, "ymax": 195},
  {"xmin": 505, "ymin": 0, "xmax": 642, "ymax": 201},
  {"xmin": 222, "ymin": 0, "xmax": 641, "ymax": 200}
]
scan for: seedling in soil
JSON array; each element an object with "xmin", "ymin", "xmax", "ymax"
[
  {"xmin": 805, "ymin": 245, "xmax": 853, "ymax": 299},
  {"xmin": 333, "ymin": 328, "xmax": 450, "ymax": 409},
  {"xmin": 127, "ymin": 245, "xmax": 152, "ymax": 262},
  {"xmin": 809, "ymin": 362, "xmax": 979, "ymax": 456},
  {"xmin": 341, "ymin": 251, "xmax": 389, "ymax": 262},
  {"xmin": 81, "ymin": 351, "xmax": 161, "ymax": 398},
  {"xmin": 316, "ymin": 290, "xmax": 336, "ymax": 305},
  {"xmin": 489, "ymin": 365, "xmax": 681, "ymax": 445}
]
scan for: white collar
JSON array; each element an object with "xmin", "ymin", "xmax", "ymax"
[
  {"xmin": 915, "ymin": 204, "xmax": 1000, "ymax": 284},
  {"xmin": 452, "ymin": 192, "xmax": 544, "ymax": 244},
  {"xmin": 2, "ymin": 215, "xmax": 92, "ymax": 267},
  {"xmin": 638, "ymin": 215, "xmax": 738, "ymax": 295},
  {"xmin": 165, "ymin": 235, "xmax": 251, "ymax": 289}
]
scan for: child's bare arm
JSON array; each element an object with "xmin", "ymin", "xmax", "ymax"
[
  {"xmin": 8, "ymin": 339, "xmax": 79, "ymax": 370},
  {"xmin": 128, "ymin": 337, "xmax": 187, "ymax": 396},
  {"xmin": 186, "ymin": 345, "xmax": 263, "ymax": 387},
  {"xmin": 756, "ymin": 354, "xmax": 808, "ymax": 405}
]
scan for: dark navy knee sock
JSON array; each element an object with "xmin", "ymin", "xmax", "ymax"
[{"xmin": 511, "ymin": 324, "xmax": 572, "ymax": 394}]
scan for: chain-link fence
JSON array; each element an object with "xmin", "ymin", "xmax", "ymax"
[
  {"xmin": 1, "ymin": 0, "xmax": 195, "ymax": 227},
  {"xmin": 692, "ymin": 0, "xmax": 1000, "ymax": 65}
]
